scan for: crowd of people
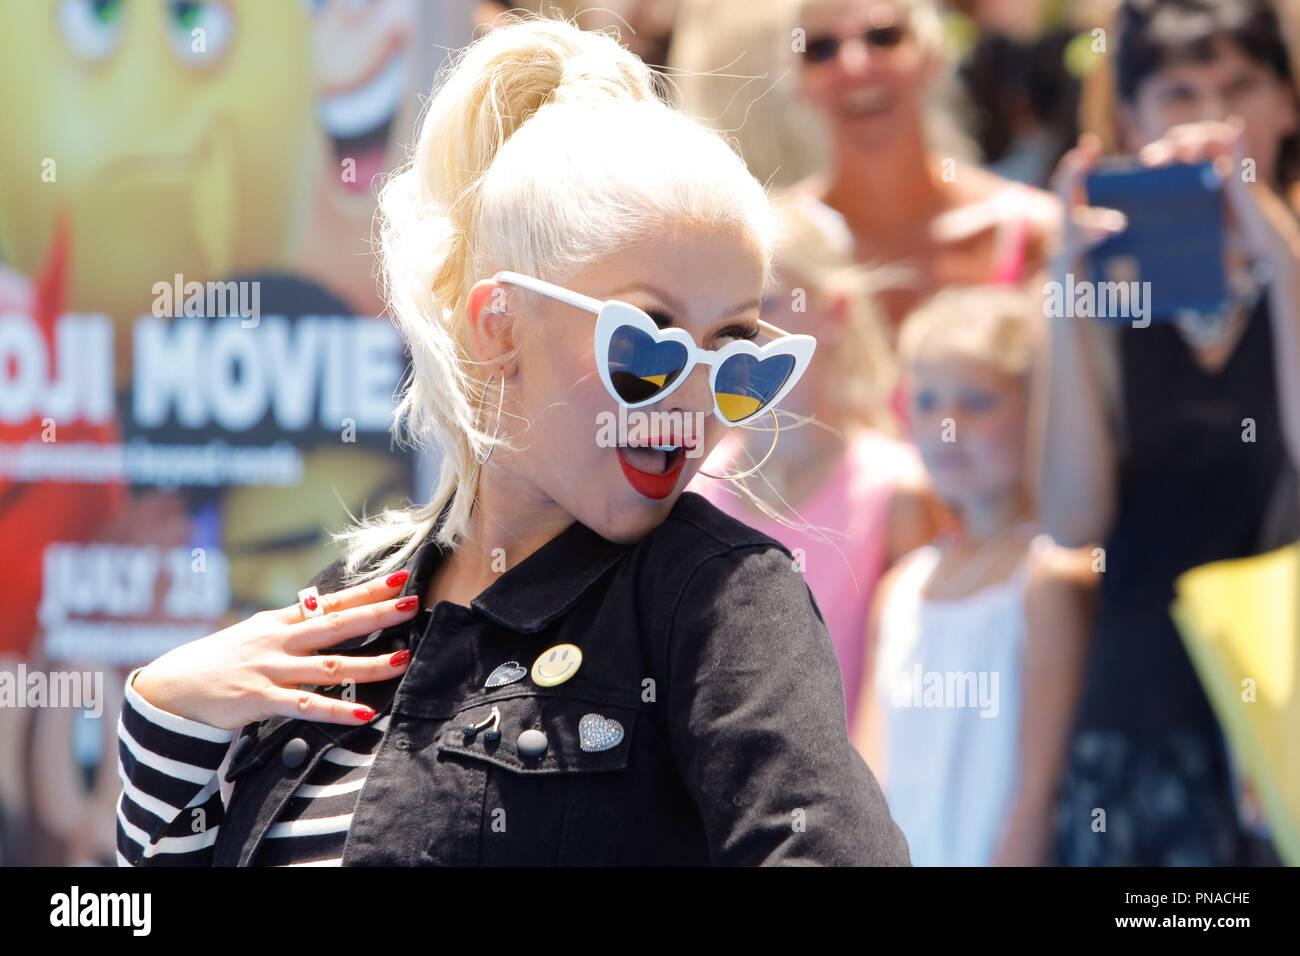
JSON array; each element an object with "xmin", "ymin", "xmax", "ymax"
[{"xmin": 476, "ymin": 0, "xmax": 1300, "ymax": 866}]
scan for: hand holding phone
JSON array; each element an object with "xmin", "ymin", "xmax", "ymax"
[{"xmin": 1083, "ymin": 160, "xmax": 1228, "ymax": 324}]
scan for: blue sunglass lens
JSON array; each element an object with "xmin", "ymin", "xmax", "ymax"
[
  {"xmin": 715, "ymin": 352, "xmax": 796, "ymax": 422},
  {"xmin": 606, "ymin": 324, "xmax": 690, "ymax": 405}
]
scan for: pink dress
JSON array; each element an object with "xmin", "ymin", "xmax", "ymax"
[{"xmin": 688, "ymin": 429, "xmax": 922, "ymax": 728}]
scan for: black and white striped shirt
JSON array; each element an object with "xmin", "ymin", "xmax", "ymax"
[{"xmin": 116, "ymin": 669, "xmax": 386, "ymax": 867}]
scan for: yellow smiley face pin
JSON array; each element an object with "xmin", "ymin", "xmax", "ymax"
[{"xmin": 531, "ymin": 644, "xmax": 582, "ymax": 687}]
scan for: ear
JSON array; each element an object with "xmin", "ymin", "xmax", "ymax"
[{"xmin": 465, "ymin": 278, "xmax": 516, "ymax": 369}]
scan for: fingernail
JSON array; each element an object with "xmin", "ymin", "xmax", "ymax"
[
  {"xmin": 395, "ymin": 597, "xmax": 418, "ymax": 611},
  {"xmin": 354, "ymin": 705, "xmax": 375, "ymax": 721},
  {"xmin": 304, "ymin": 594, "xmax": 318, "ymax": 612},
  {"xmin": 390, "ymin": 649, "xmax": 410, "ymax": 667},
  {"xmin": 386, "ymin": 570, "xmax": 409, "ymax": 588}
]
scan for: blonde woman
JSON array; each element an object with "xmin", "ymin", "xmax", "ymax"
[
  {"xmin": 690, "ymin": 193, "xmax": 942, "ymax": 730},
  {"xmin": 113, "ymin": 16, "xmax": 909, "ymax": 867},
  {"xmin": 853, "ymin": 286, "xmax": 1093, "ymax": 866},
  {"xmin": 788, "ymin": 0, "xmax": 1061, "ymax": 337}
]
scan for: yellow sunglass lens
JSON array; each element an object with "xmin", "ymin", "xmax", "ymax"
[{"xmin": 717, "ymin": 391, "xmax": 763, "ymax": 422}]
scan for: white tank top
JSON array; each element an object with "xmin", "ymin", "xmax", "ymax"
[{"xmin": 873, "ymin": 538, "xmax": 1041, "ymax": 866}]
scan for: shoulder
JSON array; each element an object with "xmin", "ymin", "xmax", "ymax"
[
  {"xmin": 1024, "ymin": 536, "xmax": 1099, "ymax": 611},
  {"xmin": 875, "ymin": 543, "xmax": 932, "ymax": 609},
  {"xmin": 961, "ymin": 164, "xmax": 1059, "ymax": 219},
  {"xmin": 631, "ymin": 492, "xmax": 814, "ymax": 629},
  {"xmin": 641, "ymin": 491, "xmax": 796, "ymax": 567},
  {"xmin": 944, "ymin": 167, "xmax": 1061, "ymax": 242},
  {"xmin": 884, "ymin": 451, "xmax": 948, "ymax": 550},
  {"xmin": 847, "ymin": 427, "xmax": 915, "ymax": 473}
]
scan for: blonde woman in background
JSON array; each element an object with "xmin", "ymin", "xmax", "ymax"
[
  {"xmin": 690, "ymin": 194, "xmax": 942, "ymax": 729},
  {"xmin": 854, "ymin": 286, "xmax": 1093, "ymax": 866},
  {"xmin": 786, "ymin": 0, "xmax": 1061, "ymax": 339}
]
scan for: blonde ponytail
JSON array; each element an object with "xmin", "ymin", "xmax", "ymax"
[{"xmin": 330, "ymin": 13, "xmax": 773, "ymax": 584}]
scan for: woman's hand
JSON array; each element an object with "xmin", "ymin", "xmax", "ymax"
[
  {"xmin": 1047, "ymin": 133, "xmax": 1128, "ymax": 279},
  {"xmin": 1136, "ymin": 117, "xmax": 1300, "ymax": 267},
  {"xmin": 130, "ymin": 574, "xmax": 420, "ymax": 730}
]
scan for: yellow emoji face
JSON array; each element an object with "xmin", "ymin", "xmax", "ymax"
[
  {"xmin": 294, "ymin": 0, "xmax": 417, "ymax": 317},
  {"xmin": 0, "ymin": 0, "xmax": 314, "ymax": 326},
  {"xmin": 307, "ymin": 0, "xmax": 414, "ymax": 205},
  {"xmin": 531, "ymin": 644, "xmax": 583, "ymax": 688}
]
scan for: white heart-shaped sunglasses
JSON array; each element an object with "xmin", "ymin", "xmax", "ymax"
[{"xmin": 491, "ymin": 271, "xmax": 816, "ymax": 426}]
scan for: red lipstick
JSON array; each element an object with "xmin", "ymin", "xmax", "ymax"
[{"xmin": 616, "ymin": 446, "xmax": 687, "ymax": 499}]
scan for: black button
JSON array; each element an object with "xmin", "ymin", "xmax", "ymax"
[{"xmin": 281, "ymin": 737, "xmax": 310, "ymax": 768}]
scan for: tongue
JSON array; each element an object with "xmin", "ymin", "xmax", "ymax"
[
  {"xmin": 621, "ymin": 446, "xmax": 669, "ymax": 475},
  {"xmin": 344, "ymin": 144, "xmax": 388, "ymax": 194}
]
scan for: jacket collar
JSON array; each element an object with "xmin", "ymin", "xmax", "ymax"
[
  {"xmin": 469, "ymin": 518, "xmax": 632, "ymax": 633},
  {"xmin": 390, "ymin": 505, "xmax": 633, "ymax": 636}
]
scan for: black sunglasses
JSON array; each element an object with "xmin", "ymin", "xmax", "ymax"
[{"xmin": 803, "ymin": 25, "xmax": 905, "ymax": 64}]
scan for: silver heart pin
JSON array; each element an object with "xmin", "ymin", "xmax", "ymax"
[
  {"xmin": 485, "ymin": 661, "xmax": 527, "ymax": 688},
  {"xmin": 578, "ymin": 713, "xmax": 624, "ymax": 752}
]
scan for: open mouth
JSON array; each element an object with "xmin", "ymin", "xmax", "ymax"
[
  {"xmin": 316, "ymin": 49, "xmax": 407, "ymax": 193},
  {"xmin": 616, "ymin": 443, "xmax": 690, "ymax": 500},
  {"xmin": 840, "ymin": 85, "xmax": 892, "ymax": 118}
]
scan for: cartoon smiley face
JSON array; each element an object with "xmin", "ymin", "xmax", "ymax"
[{"xmin": 531, "ymin": 644, "xmax": 583, "ymax": 688}]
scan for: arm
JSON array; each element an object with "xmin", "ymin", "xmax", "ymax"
[
  {"xmin": 666, "ymin": 545, "xmax": 910, "ymax": 866},
  {"xmin": 850, "ymin": 557, "xmax": 910, "ymax": 783},
  {"xmin": 1037, "ymin": 308, "xmax": 1120, "ymax": 547},
  {"xmin": 1035, "ymin": 136, "xmax": 1121, "ymax": 547},
  {"xmin": 115, "ymin": 668, "xmax": 235, "ymax": 866},
  {"xmin": 992, "ymin": 542, "xmax": 1097, "ymax": 866},
  {"xmin": 1264, "ymin": 258, "xmax": 1300, "ymax": 469}
]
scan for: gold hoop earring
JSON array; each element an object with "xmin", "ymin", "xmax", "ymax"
[
  {"xmin": 475, "ymin": 373, "xmax": 504, "ymax": 465},
  {"xmin": 697, "ymin": 409, "xmax": 781, "ymax": 481}
]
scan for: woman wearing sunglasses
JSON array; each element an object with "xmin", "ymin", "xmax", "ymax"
[
  {"xmin": 114, "ymin": 15, "xmax": 910, "ymax": 866},
  {"xmin": 791, "ymin": 0, "xmax": 1061, "ymax": 342}
]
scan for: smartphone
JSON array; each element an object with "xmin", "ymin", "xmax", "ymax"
[{"xmin": 1084, "ymin": 160, "xmax": 1228, "ymax": 323}]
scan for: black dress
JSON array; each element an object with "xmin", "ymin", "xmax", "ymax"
[{"xmin": 1053, "ymin": 295, "xmax": 1287, "ymax": 865}]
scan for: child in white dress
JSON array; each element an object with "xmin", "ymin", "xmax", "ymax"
[{"xmin": 853, "ymin": 286, "xmax": 1095, "ymax": 866}]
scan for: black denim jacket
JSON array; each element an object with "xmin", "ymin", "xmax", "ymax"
[{"xmin": 212, "ymin": 491, "xmax": 910, "ymax": 866}]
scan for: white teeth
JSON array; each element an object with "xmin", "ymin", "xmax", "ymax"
[
  {"xmin": 843, "ymin": 86, "xmax": 889, "ymax": 113},
  {"xmin": 316, "ymin": 50, "xmax": 407, "ymax": 139}
]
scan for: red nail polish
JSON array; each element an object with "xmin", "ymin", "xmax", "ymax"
[
  {"xmin": 390, "ymin": 649, "xmax": 410, "ymax": 667},
  {"xmin": 386, "ymin": 570, "xmax": 409, "ymax": 588},
  {"xmin": 304, "ymin": 594, "xmax": 318, "ymax": 611},
  {"xmin": 354, "ymin": 705, "xmax": 375, "ymax": 721},
  {"xmin": 395, "ymin": 597, "xmax": 418, "ymax": 611}
]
